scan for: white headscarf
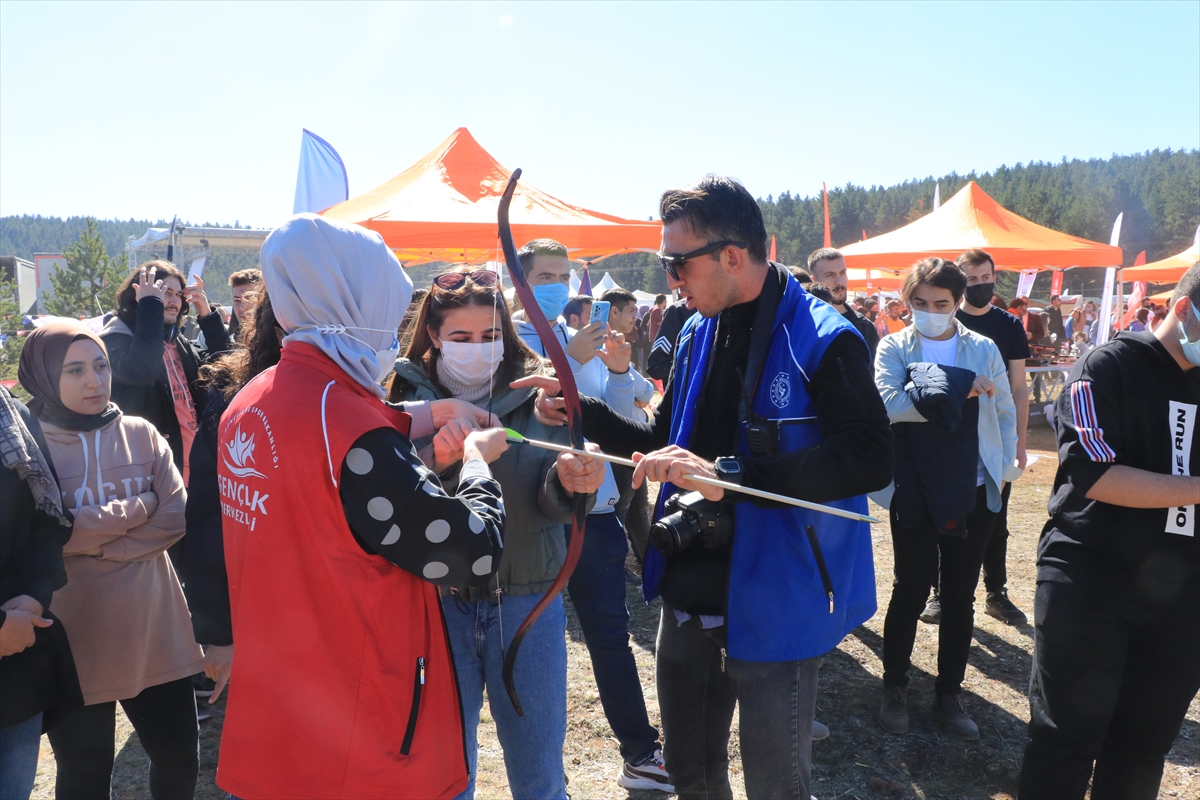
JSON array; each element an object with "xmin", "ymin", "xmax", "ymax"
[{"xmin": 261, "ymin": 214, "xmax": 413, "ymax": 397}]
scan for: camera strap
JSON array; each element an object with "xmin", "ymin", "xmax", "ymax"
[{"xmin": 739, "ymin": 262, "xmax": 789, "ymax": 457}]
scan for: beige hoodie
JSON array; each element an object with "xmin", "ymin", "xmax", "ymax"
[{"xmin": 42, "ymin": 411, "xmax": 203, "ymax": 705}]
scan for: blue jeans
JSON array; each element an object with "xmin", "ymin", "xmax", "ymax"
[
  {"xmin": 566, "ymin": 512, "xmax": 659, "ymax": 763},
  {"xmin": 0, "ymin": 712, "xmax": 42, "ymax": 800},
  {"xmin": 443, "ymin": 590, "xmax": 567, "ymax": 800}
]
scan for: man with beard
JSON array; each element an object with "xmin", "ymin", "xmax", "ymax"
[
  {"xmin": 808, "ymin": 248, "xmax": 880, "ymax": 361},
  {"xmin": 102, "ymin": 261, "xmax": 229, "ymax": 486}
]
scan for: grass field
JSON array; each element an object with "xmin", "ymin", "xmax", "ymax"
[{"xmin": 29, "ymin": 425, "xmax": 1200, "ymax": 799}]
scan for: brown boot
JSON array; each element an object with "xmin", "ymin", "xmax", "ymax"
[
  {"xmin": 933, "ymin": 692, "xmax": 979, "ymax": 741},
  {"xmin": 878, "ymin": 685, "xmax": 909, "ymax": 735}
]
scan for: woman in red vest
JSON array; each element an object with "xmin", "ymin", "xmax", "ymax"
[{"xmin": 216, "ymin": 214, "xmax": 509, "ymax": 800}]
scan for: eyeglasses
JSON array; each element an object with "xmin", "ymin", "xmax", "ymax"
[
  {"xmin": 656, "ymin": 240, "xmax": 746, "ymax": 281},
  {"xmin": 432, "ymin": 270, "xmax": 499, "ymax": 290}
]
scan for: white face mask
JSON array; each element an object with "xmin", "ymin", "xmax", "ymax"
[
  {"xmin": 374, "ymin": 340, "xmax": 400, "ymax": 382},
  {"xmin": 294, "ymin": 323, "xmax": 399, "ymax": 384},
  {"xmin": 439, "ymin": 340, "xmax": 505, "ymax": 386},
  {"xmin": 1180, "ymin": 300, "xmax": 1200, "ymax": 367},
  {"xmin": 912, "ymin": 309, "xmax": 955, "ymax": 338}
]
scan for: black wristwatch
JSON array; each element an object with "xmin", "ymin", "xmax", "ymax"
[{"xmin": 714, "ymin": 456, "xmax": 744, "ymax": 486}]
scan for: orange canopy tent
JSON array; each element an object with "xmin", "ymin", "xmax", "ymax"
[
  {"xmin": 321, "ymin": 127, "xmax": 661, "ymax": 265},
  {"xmin": 839, "ymin": 182, "xmax": 1122, "ymax": 272},
  {"xmin": 1120, "ymin": 241, "xmax": 1198, "ymax": 283},
  {"xmin": 846, "ymin": 268, "xmax": 904, "ymax": 292}
]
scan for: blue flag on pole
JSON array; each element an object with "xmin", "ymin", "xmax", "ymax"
[{"xmin": 293, "ymin": 129, "xmax": 349, "ymax": 214}]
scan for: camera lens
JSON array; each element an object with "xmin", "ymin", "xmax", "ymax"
[{"xmin": 650, "ymin": 510, "xmax": 699, "ymax": 556}]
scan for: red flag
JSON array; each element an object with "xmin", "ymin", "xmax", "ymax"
[
  {"xmin": 769, "ymin": 235, "xmax": 777, "ymax": 262},
  {"xmin": 1050, "ymin": 269, "xmax": 1063, "ymax": 297},
  {"xmin": 822, "ymin": 183, "xmax": 832, "ymax": 248},
  {"xmin": 862, "ymin": 229, "xmax": 867, "ymax": 241},
  {"xmin": 1133, "ymin": 250, "xmax": 1147, "ymax": 266}
]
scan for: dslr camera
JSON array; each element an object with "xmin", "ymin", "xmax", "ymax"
[{"xmin": 649, "ymin": 491, "xmax": 734, "ymax": 556}]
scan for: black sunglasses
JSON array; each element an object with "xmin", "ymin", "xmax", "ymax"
[
  {"xmin": 432, "ymin": 269, "xmax": 498, "ymax": 290},
  {"xmin": 656, "ymin": 240, "xmax": 746, "ymax": 281}
]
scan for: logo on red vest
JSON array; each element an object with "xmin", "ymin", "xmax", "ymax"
[
  {"xmin": 223, "ymin": 425, "xmax": 268, "ymax": 479},
  {"xmin": 219, "ymin": 406, "xmax": 278, "ymax": 532}
]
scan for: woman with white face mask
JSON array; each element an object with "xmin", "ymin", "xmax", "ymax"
[
  {"xmin": 872, "ymin": 258, "xmax": 1020, "ymax": 743},
  {"xmin": 386, "ymin": 268, "xmax": 605, "ymax": 800}
]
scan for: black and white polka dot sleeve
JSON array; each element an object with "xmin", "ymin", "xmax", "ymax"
[{"xmin": 339, "ymin": 427, "xmax": 504, "ymax": 587}]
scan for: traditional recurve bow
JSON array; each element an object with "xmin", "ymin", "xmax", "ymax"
[{"xmin": 498, "ymin": 169, "xmax": 590, "ymax": 716}]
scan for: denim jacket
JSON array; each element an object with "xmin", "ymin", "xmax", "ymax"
[{"xmin": 874, "ymin": 320, "xmax": 1022, "ymax": 513}]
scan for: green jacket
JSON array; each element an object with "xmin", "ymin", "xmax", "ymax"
[{"xmin": 390, "ymin": 360, "xmax": 593, "ymax": 600}]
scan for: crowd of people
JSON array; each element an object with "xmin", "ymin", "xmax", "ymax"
[{"xmin": 1, "ymin": 176, "xmax": 1197, "ymax": 800}]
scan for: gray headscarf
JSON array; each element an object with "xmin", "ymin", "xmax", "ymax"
[{"xmin": 261, "ymin": 214, "xmax": 413, "ymax": 397}]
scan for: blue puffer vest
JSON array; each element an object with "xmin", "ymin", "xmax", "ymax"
[{"xmin": 647, "ymin": 273, "xmax": 877, "ymax": 661}]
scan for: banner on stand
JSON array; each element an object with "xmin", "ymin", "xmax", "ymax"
[{"xmin": 1016, "ymin": 269, "xmax": 1038, "ymax": 299}]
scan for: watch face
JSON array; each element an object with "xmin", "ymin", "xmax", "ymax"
[{"xmin": 716, "ymin": 457, "xmax": 742, "ymax": 476}]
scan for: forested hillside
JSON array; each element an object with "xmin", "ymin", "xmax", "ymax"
[
  {"xmin": 760, "ymin": 149, "xmax": 1199, "ymax": 269},
  {"xmin": 3, "ymin": 149, "xmax": 1196, "ymax": 300}
]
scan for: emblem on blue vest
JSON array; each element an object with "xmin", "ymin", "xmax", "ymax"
[{"xmin": 769, "ymin": 372, "xmax": 791, "ymax": 409}]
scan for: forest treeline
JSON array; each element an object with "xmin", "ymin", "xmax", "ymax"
[
  {"xmin": 3, "ymin": 149, "xmax": 1196, "ymax": 299},
  {"xmin": 760, "ymin": 148, "xmax": 1199, "ymax": 269}
]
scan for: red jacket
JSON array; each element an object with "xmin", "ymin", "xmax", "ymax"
[{"xmin": 216, "ymin": 343, "xmax": 467, "ymax": 799}]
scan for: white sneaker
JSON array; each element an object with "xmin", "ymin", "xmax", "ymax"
[
  {"xmin": 617, "ymin": 748, "xmax": 674, "ymax": 793},
  {"xmin": 811, "ymin": 719, "xmax": 830, "ymax": 741}
]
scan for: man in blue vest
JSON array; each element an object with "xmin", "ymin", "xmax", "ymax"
[{"xmin": 519, "ymin": 176, "xmax": 892, "ymax": 799}]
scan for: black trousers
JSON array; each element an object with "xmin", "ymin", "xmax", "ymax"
[
  {"xmin": 981, "ymin": 481, "xmax": 1013, "ymax": 594},
  {"xmin": 656, "ymin": 604, "xmax": 821, "ymax": 800},
  {"xmin": 48, "ymin": 676, "xmax": 199, "ymax": 800},
  {"xmin": 1018, "ymin": 580, "xmax": 1200, "ymax": 799},
  {"xmin": 883, "ymin": 484, "xmax": 996, "ymax": 694}
]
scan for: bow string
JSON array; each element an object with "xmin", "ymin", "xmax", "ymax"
[{"xmin": 498, "ymin": 169, "xmax": 589, "ymax": 716}]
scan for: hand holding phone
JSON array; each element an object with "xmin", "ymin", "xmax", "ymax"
[{"xmin": 588, "ymin": 301, "xmax": 610, "ymax": 349}]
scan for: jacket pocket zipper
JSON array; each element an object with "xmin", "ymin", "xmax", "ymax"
[
  {"xmin": 805, "ymin": 525, "xmax": 835, "ymax": 613},
  {"xmin": 400, "ymin": 657, "xmax": 425, "ymax": 755}
]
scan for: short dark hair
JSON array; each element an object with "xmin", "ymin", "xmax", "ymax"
[
  {"xmin": 654, "ymin": 293, "xmax": 667, "ymax": 306},
  {"xmin": 805, "ymin": 282, "xmax": 835, "ymax": 305},
  {"xmin": 1049, "ymin": 294, "xmax": 1060, "ymax": 302},
  {"xmin": 229, "ymin": 268, "xmax": 262, "ymax": 288},
  {"xmin": 116, "ymin": 260, "xmax": 189, "ymax": 324},
  {"xmin": 806, "ymin": 248, "xmax": 843, "ymax": 271},
  {"xmin": 563, "ymin": 295, "xmax": 592, "ymax": 323},
  {"xmin": 600, "ymin": 288, "xmax": 637, "ymax": 311},
  {"xmin": 1171, "ymin": 263, "xmax": 1200, "ymax": 308},
  {"xmin": 659, "ymin": 175, "xmax": 768, "ymax": 263},
  {"xmin": 1009, "ymin": 297, "xmax": 1028, "ymax": 310},
  {"xmin": 955, "ymin": 248, "xmax": 996, "ymax": 273},
  {"xmin": 517, "ymin": 238, "xmax": 569, "ymax": 274},
  {"xmin": 788, "ymin": 266, "xmax": 812, "ymax": 284},
  {"xmin": 900, "ymin": 257, "xmax": 967, "ymax": 304}
]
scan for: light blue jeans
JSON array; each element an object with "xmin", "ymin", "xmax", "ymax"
[
  {"xmin": 0, "ymin": 712, "xmax": 42, "ymax": 800},
  {"xmin": 442, "ymin": 590, "xmax": 568, "ymax": 800}
]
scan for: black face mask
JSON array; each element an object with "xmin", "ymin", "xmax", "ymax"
[{"xmin": 964, "ymin": 282, "xmax": 994, "ymax": 309}]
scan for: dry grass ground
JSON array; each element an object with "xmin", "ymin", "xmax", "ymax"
[{"xmin": 30, "ymin": 425, "xmax": 1199, "ymax": 799}]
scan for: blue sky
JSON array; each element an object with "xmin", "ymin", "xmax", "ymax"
[{"xmin": 2, "ymin": 1, "xmax": 1197, "ymax": 228}]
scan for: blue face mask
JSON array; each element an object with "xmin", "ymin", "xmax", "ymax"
[{"xmin": 531, "ymin": 282, "xmax": 570, "ymax": 322}]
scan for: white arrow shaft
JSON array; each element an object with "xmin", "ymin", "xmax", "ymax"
[{"xmin": 514, "ymin": 437, "xmax": 880, "ymax": 524}]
